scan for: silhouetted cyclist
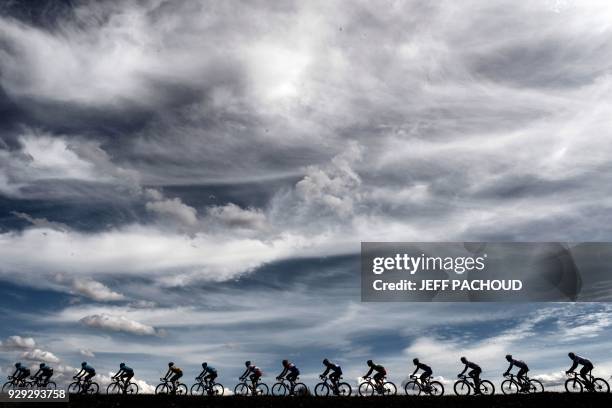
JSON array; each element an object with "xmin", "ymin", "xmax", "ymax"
[
  {"xmin": 363, "ymin": 360, "xmax": 386, "ymax": 388},
  {"xmin": 458, "ymin": 357, "xmax": 482, "ymax": 394},
  {"xmin": 164, "ymin": 362, "xmax": 183, "ymax": 393},
  {"xmin": 277, "ymin": 360, "xmax": 299, "ymax": 383},
  {"xmin": 11, "ymin": 363, "xmax": 30, "ymax": 384},
  {"xmin": 74, "ymin": 362, "xmax": 96, "ymax": 386},
  {"xmin": 566, "ymin": 352, "xmax": 594, "ymax": 390},
  {"xmin": 31, "ymin": 363, "xmax": 53, "ymax": 385},
  {"xmin": 197, "ymin": 362, "xmax": 218, "ymax": 384},
  {"xmin": 113, "ymin": 363, "xmax": 134, "ymax": 392},
  {"xmin": 412, "ymin": 358, "xmax": 433, "ymax": 390},
  {"xmin": 240, "ymin": 361, "xmax": 262, "ymax": 391},
  {"xmin": 503, "ymin": 354, "xmax": 529, "ymax": 390},
  {"xmin": 321, "ymin": 358, "xmax": 342, "ymax": 392}
]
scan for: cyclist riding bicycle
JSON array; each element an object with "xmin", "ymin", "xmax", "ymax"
[
  {"xmin": 31, "ymin": 363, "xmax": 53, "ymax": 385},
  {"xmin": 164, "ymin": 362, "xmax": 183, "ymax": 392},
  {"xmin": 566, "ymin": 352, "xmax": 594, "ymax": 390},
  {"xmin": 363, "ymin": 360, "xmax": 386, "ymax": 388},
  {"xmin": 240, "ymin": 361, "xmax": 262, "ymax": 390},
  {"xmin": 197, "ymin": 362, "xmax": 217, "ymax": 384},
  {"xmin": 74, "ymin": 362, "xmax": 96, "ymax": 384},
  {"xmin": 412, "ymin": 358, "xmax": 433, "ymax": 390},
  {"xmin": 458, "ymin": 357, "xmax": 482, "ymax": 394},
  {"xmin": 321, "ymin": 358, "xmax": 342, "ymax": 391},
  {"xmin": 503, "ymin": 355, "xmax": 529, "ymax": 390},
  {"xmin": 277, "ymin": 360, "xmax": 300, "ymax": 383},
  {"xmin": 11, "ymin": 363, "xmax": 30, "ymax": 384},
  {"xmin": 114, "ymin": 363, "xmax": 134, "ymax": 390}
]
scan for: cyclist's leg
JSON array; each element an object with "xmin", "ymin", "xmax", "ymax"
[
  {"xmin": 580, "ymin": 365, "xmax": 593, "ymax": 388},
  {"xmin": 470, "ymin": 369, "xmax": 481, "ymax": 393},
  {"xmin": 373, "ymin": 372, "xmax": 384, "ymax": 388},
  {"xmin": 517, "ymin": 368, "xmax": 527, "ymax": 389},
  {"xmin": 330, "ymin": 371, "xmax": 340, "ymax": 388},
  {"xmin": 421, "ymin": 370, "xmax": 432, "ymax": 390}
]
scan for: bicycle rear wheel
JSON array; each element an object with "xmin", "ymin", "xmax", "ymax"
[
  {"xmin": 46, "ymin": 381, "xmax": 57, "ymax": 390},
  {"xmin": 404, "ymin": 381, "xmax": 421, "ymax": 396},
  {"xmin": 565, "ymin": 378, "xmax": 582, "ymax": 393},
  {"xmin": 127, "ymin": 382, "xmax": 138, "ymax": 395},
  {"xmin": 255, "ymin": 383, "xmax": 269, "ymax": 396},
  {"xmin": 175, "ymin": 383, "xmax": 188, "ymax": 395},
  {"xmin": 337, "ymin": 382, "xmax": 352, "ymax": 396},
  {"xmin": 454, "ymin": 380, "xmax": 471, "ymax": 396},
  {"xmin": 430, "ymin": 381, "xmax": 444, "ymax": 396},
  {"xmin": 593, "ymin": 378, "xmax": 610, "ymax": 393},
  {"xmin": 479, "ymin": 380, "xmax": 495, "ymax": 395},
  {"xmin": 529, "ymin": 379, "xmax": 544, "ymax": 393},
  {"xmin": 87, "ymin": 382, "xmax": 99, "ymax": 394},
  {"xmin": 293, "ymin": 382, "xmax": 308, "ymax": 396},
  {"xmin": 501, "ymin": 379, "xmax": 519, "ymax": 395},
  {"xmin": 383, "ymin": 381, "xmax": 397, "ymax": 396},
  {"xmin": 211, "ymin": 383, "xmax": 224, "ymax": 396}
]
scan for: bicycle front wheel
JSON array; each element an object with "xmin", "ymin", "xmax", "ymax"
[
  {"xmin": 593, "ymin": 378, "xmax": 610, "ymax": 393},
  {"xmin": 404, "ymin": 381, "xmax": 421, "ymax": 396},
  {"xmin": 155, "ymin": 383, "xmax": 170, "ymax": 394},
  {"xmin": 479, "ymin": 380, "xmax": 495, "ymax": 395},
  {"xmin": 565, "ymin": 378, "xmax": 582, "ymax": 393},
  {"xmin": 106, "ymin": 382, "xmax": 122, "ymax": 394},
  {"xmin": 293, "ymin": 382, "xmax": 308, "ymax": 396},
  {"xmin": 453, "ymin": 380, "xmax": 471, "ymax": 396},
  {"xmin": 501, "ymin": 379, "xmax": 519, "ymax": 395},
  {"xmin": 383, "ymin": 381, "xmax": 397, "ymax": 396},
  {"xmin": 314, "ymin": 382, "xmax": 329, "ymax": 396},
  {"xmin": 271, "ymin": 382, "xmax": 287, "ymax": 396},
  {"xmin": 1, "ymin": 382, "xmax": 14, "ymax": 393},
  {"xmin": 233, "ymin": 382, "xmax": 250, "ymax": 396},
  {"xmin": 211, "ymin": 383, "xmax": 224, "ymax": 396},
  {"xmin": 529, "ymin": 379, "xmax": 544, "ymax": 393},
  {"xmin": 430, "ymin": 381, "xmax": 444, "ymax": 396},
  {"xmin": 190, "ymin": 383, "xmax": 205, "ymax": 396},
  {"xmin": 358, "ymin": 381, "xmax": 375, "ymax": 396},
  {"xmin": 255, "ymin": 383, "xmax": 269, "ymax": 396},
  {"xmin": 67, "ymin": 382, "xmax": 81, "ymax": 394}
]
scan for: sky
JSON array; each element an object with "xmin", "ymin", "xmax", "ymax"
[{"xmin": 1, "ymin": 0, "xmax": 612, "ymax": 393}]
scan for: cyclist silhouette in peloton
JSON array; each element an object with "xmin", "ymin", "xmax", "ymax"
[
  {"xmin": 363, "ymin": 360, "xmax": 386, "ymax": 389},
  {"xmin": 114, "ymin": 363, "xmax": 134, "ymax": 392},
  {"xmin": 197, "ymin": 362, "xmax": 218, "ymax": 384},
  {"xmin": 164, "ymin": 362, "xmax": 183, "ymax": 394},
  {"xmin": 566, "ymin": 352, "xmax": 594, "ymax": 390},
  {"xmin": 503, "ymin": 354, "xmax": 529, "ymax": 390},
  {"xmin": 31, "ymin": 363, "xmax": 53, "ymax": 386},
  {"xmin": 412, "ymin": 358, "xmax": 433, "ymax": 391},
  {"xmin": 458, "ymin": 357, "xmax": 482, "ymax": 394},
  {"xmin": 277, "ymin": 360, "xmax": 300, "ymax": 384},
  {"xmin": 74, "ymin": 362, "xmax": 96, "ymax": 391},
  {"xmin": 240, "ymin": 361, "xmax": 263, "ymax": 391},
  {"xmin": 11, "ymin": 363, "xmax": 30, "ymax": 385},
  {"xmin": 321, "ymin": 359, "xmax": 342, "ymax": 394}
]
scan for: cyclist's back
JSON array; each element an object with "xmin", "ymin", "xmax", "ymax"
[
  {"xmin": 363, "ymin": 360, "xmax": 386, "ymax": 385},
  {"xmin": 567, "ymin": 352, "xmax": 594, "ymax": 388},
  {"xmin": 412, "ymin": 358, "xmax": 432, "ymax": 384}
]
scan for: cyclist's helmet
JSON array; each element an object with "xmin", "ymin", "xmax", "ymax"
[
  {"xmin": 81, "ymin": 362, "xmax": 87, "ymax": 367},
  {"xmin": 367, "ymin": 359, "xmax": 373, "ymax": 366},
  {"xmin": 245, "ymin": 361, "xmax": 251, "ymax": 367},
  {"xmin": 282, "ymin": 359, "xmax": 289, "ymax": 366},
  {"xmin": 120, "ymin": 363, "xmax": 126, "ymax": 368},
  {"xmin": 413, "ymin": 358, "xmax": 419, "ymax": 365},
  {"xmin": 568, "ymin": 352, "xmax": 575, "ymax": 359},
  {"xmin": 505, "ymin": 354, "xmax": 512, "ymax": 361},
  {"xmin": 15, "ymin": 362, "xmax": 21, "ymax": 368},
  {"xmin": 323, "ymin": 358, "xmax": 330, "ymax": 365},
  {"xmin": 168, "ymin": 362, "xmax": 174, "ymax": 367},
  {"xmin": 202, "ymin": 362, "xmax": 208, "ymax": 368},
  {"xmin": 39, "ymin": 363, "xmax": 46, "ymax": 368},
  {"xmin": 460, "ymin": 356, "xmax": 467, "ymax": 363}
]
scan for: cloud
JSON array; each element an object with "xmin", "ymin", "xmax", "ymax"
[
  {"xmin": 79, "ymin": 313, "xmax": 160, "ymax": 336},
  {"xmin": 72, "ymin": 279, "xmax": 125, "ymax": 302},
  {"xmin": 21, "ymin": 348, "xmax": 60, "ymax": 364},
  {"xmin": 146, "ymin": 197, "xmax": 198, "ymax": 226},
  {"xmin": 206, "ymin": 203, "xmax": 267, "ymax": 231},
  {"xmin": 79, "ymin": 349, "xmax": 95, "ymax": 358},
  {"xmin": 0, "ymin": 335, "xmax": 36, "ymax": 350}
]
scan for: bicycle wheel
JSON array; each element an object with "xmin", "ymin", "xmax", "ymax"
[
  {"xmin": 127, "ymin": 382, "xmax": 138, "ymax": 395},
  {"xmin": 593, "ymin": 378, "xmax": 610, "ymax": 393},
  {"xmin": 314, "ymin": 382, "xmax": 329, "ymax": 396},
  {"xmin": 293, "ymin": 382, "xmax": 308, "ymax": 396},
  {"xmin": 565, "ymin": 378, "xmax": 582, "ymax": 393},
  {"xmin": 501, "ymin": 379, "xmax": 519, "ymax": 395},
  {"xmin": 404, "ymin": 381, "xmax": 421, "ymax": 396},
  {"xmin": 454, "ymin": 380, "xmax": 471, "ymax": 396},
  {"xmin": 271, "ymin": 382, "xmax": 287, "ymax": 396},
  {"xmin": 190, "ymin": 383, "xmax": 205, "ymax": 396},
  {"xmin": 479, "ymin": 380, "xmax": 495, "ymax": 395},
  {"xmin": 430, "ymin": 381, "xmax": 444, "ymax": 396},
  {"xmin": 211, "ymin": 383, "xmax": 224, "ymax": 396},
  {"xmin": 106, "ymin": 382, "xmax": 122, "ymax": 394},
  {"xmin": 175, "ymin": 383, "xmax": 188, "ymax": 395},
  {"xmin": 87, "ymin": 382, "xmax": 99, "ymax": 394},
  {"xmin": 383, "ymin": 381, "xmax": 397, "ymax": 396},
  {"xmin": 338, "ymin": 382, "xmax": 352, "ymax": 396},
  {"xmin": 359, "ymin": 381, "xmax": 375, "ymax": 396},
  {"xmin": 1, "ymin": 382, "xmax": 15, "ymax": 392},
  {"xmin": 46, "ymin": 382, "xmax": 57, "ymax": 390},
  {"xmin": 255, "ymin": 382, "xmax": 269, "ymax": 396},
  {"xmin": 67, "ymin": 381, "xmax": 81, "ymax": 394},
  {"xmin": 528, "ymin": 379, "xmax": 544, "ymax": 393},
  {"xmin": 155, "ymin": 383, "xmax": 170, "ymax": 394},
  {"xmin": 234, "ymin": 382, "xmax": 250, "ymax": 396}
]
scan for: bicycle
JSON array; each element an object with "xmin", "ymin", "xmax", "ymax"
[
  {"xmin": 358, "ymin": 376, "xmax": 397, "ymax": 396},
  {"xmin": 106, "ymin": 376, "xmax": 139, "ymax": 395},
  {"xmin": 155, "ymin": 377, "xmax": 188, "ymax": 395},
  {"xmin": 233, "ymin": 377, "xmax": 269, "ymax": 396},
  {"xmin": 501, "ymin": 373, "xmax": 543, "ymax": 394},
  {"xmin": 404, "ymin": 374, "xmax": 444, "ymax": 396},
  {"xmin": 2, "ymin": 376, "xmax": 29, "ymax": 392},
  {"xmin": 271, "ymin": 376, "xmax": 308, "ymax": 396},
  {"xmin": 453, "ymin": 374, "xmax": 495, "ymax": 395},
  {"xmin": 565, "ymin": 371, "xmax": 610, "ymax": 393},
  {"xmin": 190, "ymin": 377, "xmax": 225, "ymax": 396},
  {"xmin": 314, "ymin": 375, "xmax": 352, "ymax": 396},
  {"xmin": 26, "ymin": 376, "xmax": 57, "ymax": 390},
  {"xmin": 67, "ymin": 376, "xmax": 100, "ymax": 394}
]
